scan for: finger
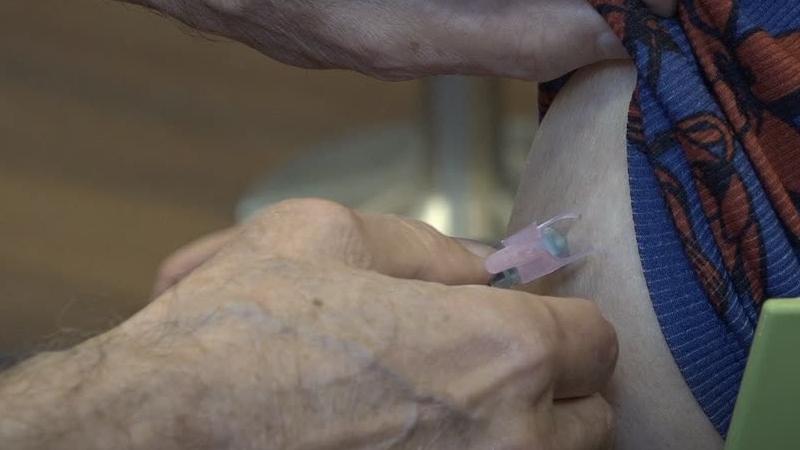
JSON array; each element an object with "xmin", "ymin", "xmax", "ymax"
[
  {"xmin": 551, "ymin": 394, "xmax": 615, "ymax": 450},
  {"xmin": 441, "ymin": 0, "xmax": 630, "ymax": 81},
  {"xmin": 355, "ymin": 211, "xmax": 494, "ymax": 285},
  {"xmin": 439, "ymin": 287, "xmax": 618, "ymax": 400},
  {"xmin": 240, "ymin": 199, "xmax": 493, "ymax": 285},
  {"xmin": 534, "ymin": 295, "xmax": 618, "ymax": 399},
  {"xmin": 153, "ymin": 227, "xmax": 240, "ymax": 297},
  {"xmin": 455, "ymin": 238, "xmax": 496, "ymax": 259}
]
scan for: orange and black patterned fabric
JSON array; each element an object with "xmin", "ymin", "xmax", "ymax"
[{"xmin": 542, "ymin": 0, "xmax": 800, "ymax": 436}]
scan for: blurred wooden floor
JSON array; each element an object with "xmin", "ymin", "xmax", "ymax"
[{"xmin": 0, "ymin": 0, "xmax": 536, "ymax": 354}]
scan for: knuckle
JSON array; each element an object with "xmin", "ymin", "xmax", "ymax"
[
  {"xmin": 245, "ymin": 198, "xmax": 364, "ymax": 255},
  {"xmin": 525, "ymin": 299, "xmax": 564, "ymax": 356},
  {"xmin": 560, "ymin": 297, "xmax": 617, "ymax": 352},
  {"xmin": 297, "ymin": 199, "xmax": 360, "ymax": 237},
  {"xmin": 404, "ymin": 217, "xmax": 447, "ymax": 251},
  {"xmin": 501, "ymin": 295, "xmax": 567, "ymax": 378},
  {"xmin": 463, "ymin": 288, "xmax": 561, "ymax": 371},
  {"xmin": 573, "ymin": 297, "xmax": 618, "ymax": 365},
  {"xmin": 260, "ymin": 198, "xmax": 354, "ymax": 227}
]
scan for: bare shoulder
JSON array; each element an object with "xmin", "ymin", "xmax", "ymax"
[{"xmin": 511, "ymin": 60, "xmax": 723, "ymax": 449}]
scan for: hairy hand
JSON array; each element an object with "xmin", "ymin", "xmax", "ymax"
[
  {"xmin": 1, "ymin": 199, "xmax": 617, "ymax": 449},
  {"xmin": 126, "ymin": 0, "xmax": 675, "ymax": 81}
]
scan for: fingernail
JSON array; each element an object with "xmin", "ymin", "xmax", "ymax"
[{"xmin": 456, "ymin": 238, "xmax": 496, "ymax": 258}]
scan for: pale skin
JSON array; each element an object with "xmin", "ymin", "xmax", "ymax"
[
  {"xmin": 510, "ymin": 61, "xmax": 724, "ymax": 449},
  {"xmin": 150, "ymin": 63, "xmax": 727, "ymax": 449},
  {"xmin": 1, "ymin": 0, "xmax": 686, "ymax": 448},
  {"xmin": 1, "ymin": 199, "xmax": 617, "ymax": 449},
  {"xmin": 150, "ymin": 2, "xmax": 713, "ymax": 448}
]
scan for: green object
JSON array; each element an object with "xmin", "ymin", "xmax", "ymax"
[
  {"xmin": 542, "ymin": 227, "xmax": 570, "ymax": 257},
  {"xmin": 726, "ymin": 298, "xmax": 800, "ymax": 450}
]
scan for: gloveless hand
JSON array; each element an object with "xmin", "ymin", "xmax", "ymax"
[
  {"xmin": 124, "ymin": 0, "xmax": 675, "ymax": 81},
  {"xmin": 1, "ymin": 199, "xmax": 617, "ymax": 449}
]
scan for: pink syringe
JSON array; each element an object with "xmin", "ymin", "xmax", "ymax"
[{"xmin": 486, "ymin": 213, "xmax": 593, "ymax": 288}]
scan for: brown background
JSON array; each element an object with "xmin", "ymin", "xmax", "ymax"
[{"xmin": 0, "ymin": 0, "xmax": 536, "ymax": 354}]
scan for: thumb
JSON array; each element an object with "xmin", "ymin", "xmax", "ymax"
[
  {"xmin": 229, "ymin": 200, "xmax": 494, "ymax": 286},
  {"xmin": 354, "ymin": 212, "xmax": 494, "ymax": 285}
]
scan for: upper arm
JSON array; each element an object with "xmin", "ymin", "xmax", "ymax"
[{"xmin": 509, "ymin": 60, "xmax": 723, "ymax": 450}]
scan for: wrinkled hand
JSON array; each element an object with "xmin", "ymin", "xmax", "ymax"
[
  {"xmin": 0, "ymin": 200, "xmax": 617, "ymax": 450},
  {"xmin": 129, "ymin": 0, "xmax": 675, "ymax": 81},
  {"xmin": 144, "ymin": 199, "xmax": 619, "ymax": 449},
  {"xmin": 0, "ymin": 199, "xmax": 619, "ymax": 449}
]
